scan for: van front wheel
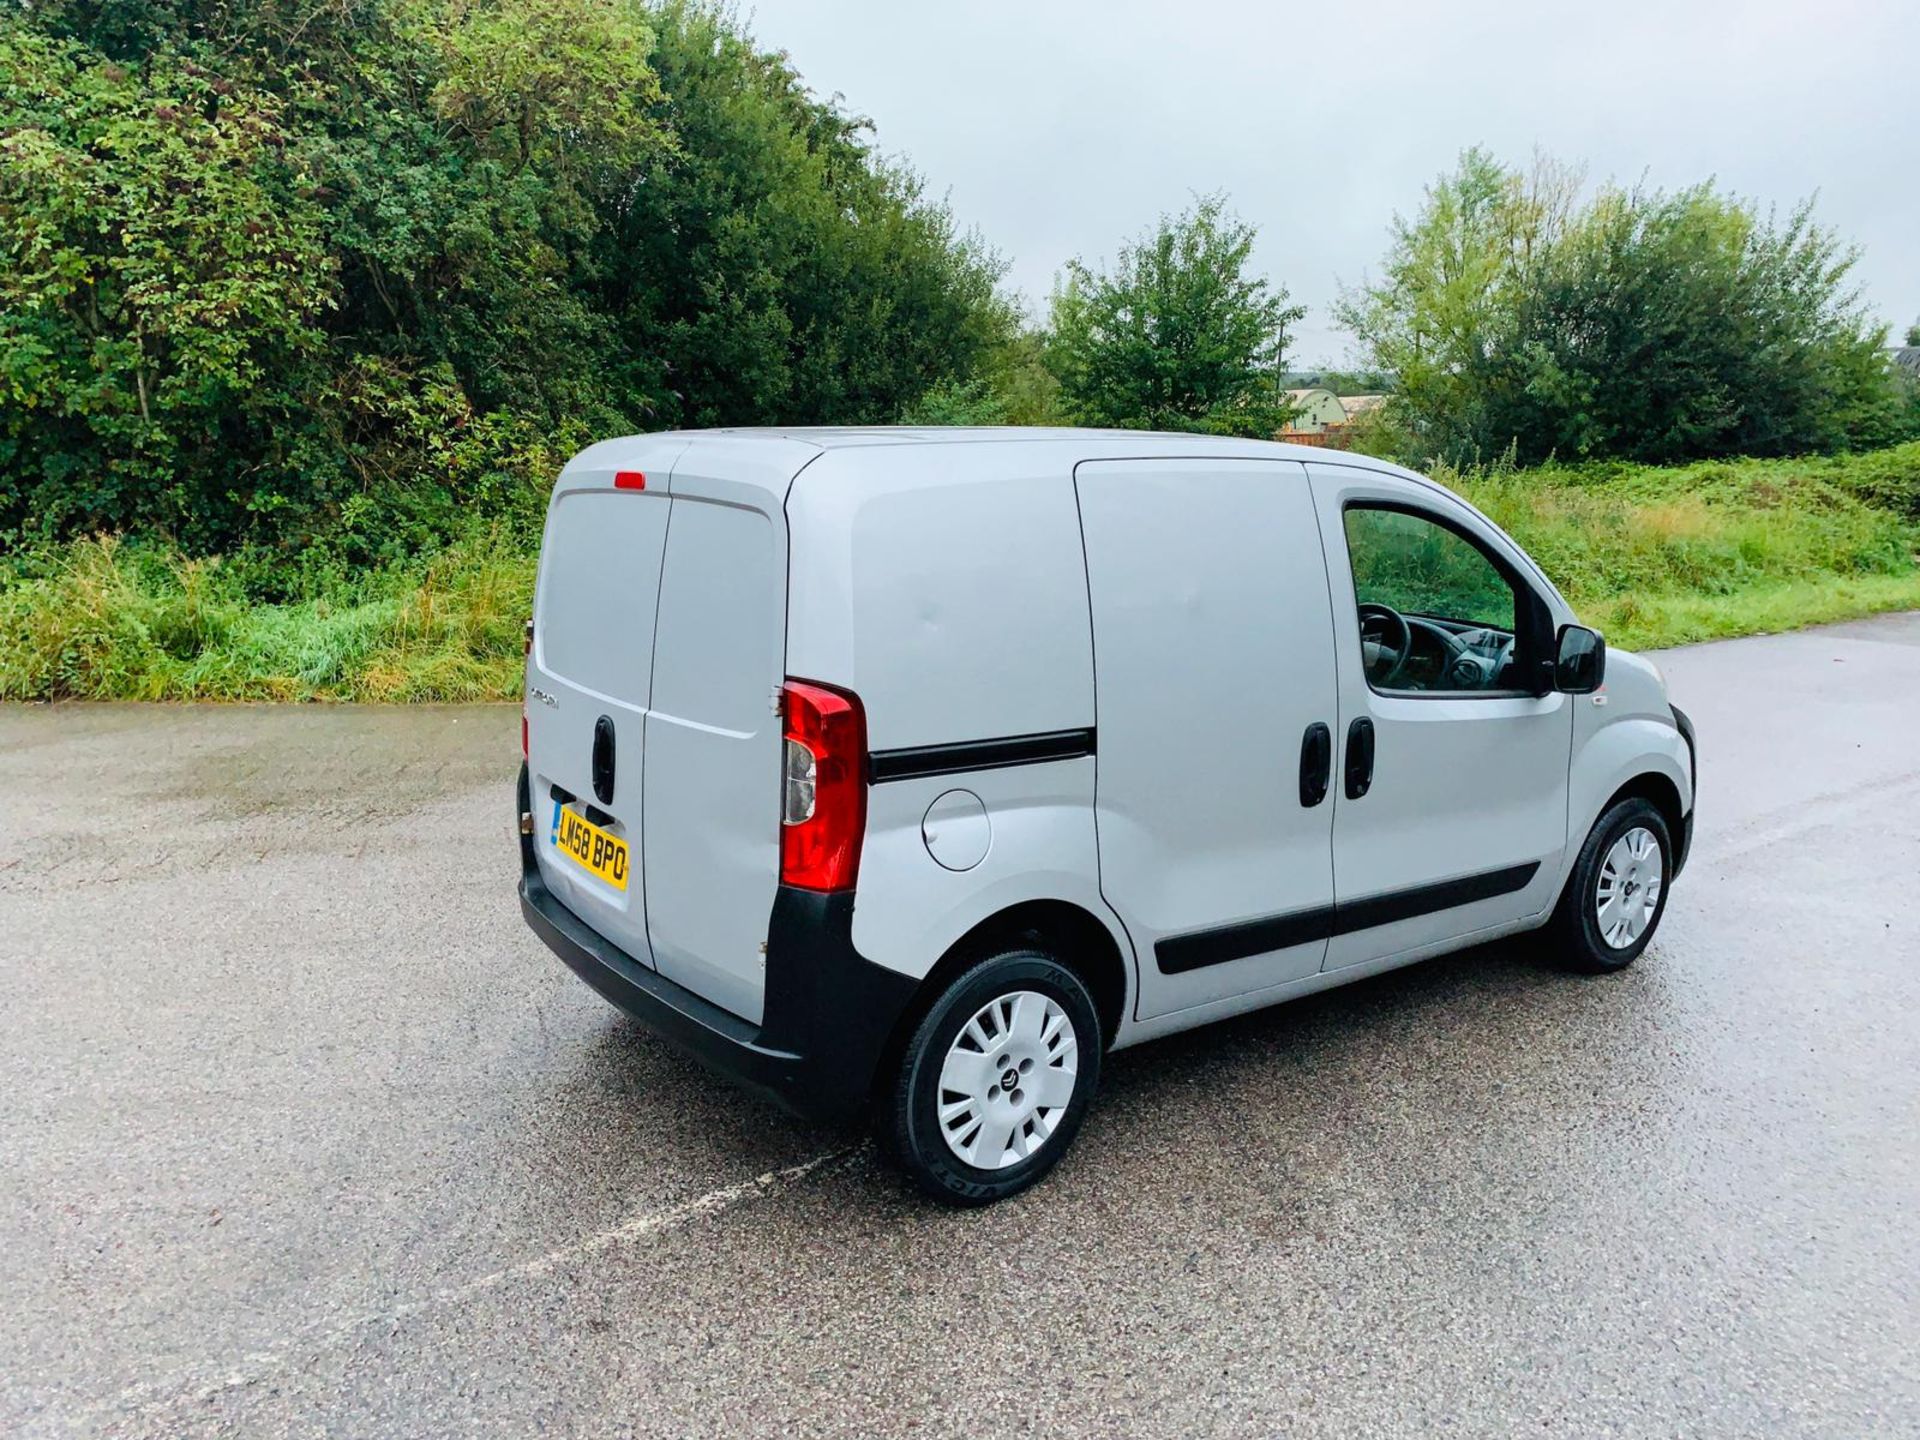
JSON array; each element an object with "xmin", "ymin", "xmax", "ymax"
[
  {"xmin": 880, "ymin": 949, "xmax": 1102, "ymax": 1206},
  {"xmin": 1550, "ymin": 796, "xmax": 1673, "ymax": 973}
]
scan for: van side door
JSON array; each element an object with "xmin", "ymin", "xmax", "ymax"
[
  {"xmin": 1076, "ymin": 458, "xmax": 1340, "ymax": 1022},
  {"xmin": 1306, "ymin": 463, "xmax": 1572, "ymax": 970}
]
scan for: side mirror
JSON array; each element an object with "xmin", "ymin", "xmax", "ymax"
[{"xmin": 1554, "ymin": 624, "xmax": 1606, "ymax": 694}]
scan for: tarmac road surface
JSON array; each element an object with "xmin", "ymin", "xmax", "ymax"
[{"xmin": 3, "ymin": 613, "xmax": 1918, "ymax": 1437}]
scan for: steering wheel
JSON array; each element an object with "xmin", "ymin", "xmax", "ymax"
[{"xmin": 1356, "ymin": 603, "xmax": 1412, "ymax": 686}]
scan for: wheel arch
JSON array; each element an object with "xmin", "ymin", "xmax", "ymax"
[
  {"xmin": 1567, "ymin": 714, "xmax": 1691, "ymax": 861},
  {"xmin": 868, "ymin": 898, "xmax": 1131, "ymax": 1108},
  {"xmin": 1552, "ymin": 767, "xmax": 1689, "ymax": 913},
  {"xmin": 1603, "ymin": 771, "xmax": 1686, "ymax": 855}
]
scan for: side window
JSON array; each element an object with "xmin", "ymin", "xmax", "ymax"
[{"xmin": 1342, "ymin": 505, "xmax": 1524, "ymax": 694}]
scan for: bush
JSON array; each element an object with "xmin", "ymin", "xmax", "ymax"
[
  {"xmin": 0, "ymin": 1, "xmax": 1013, "ymax": 563},
  {"xmin": 1046, "ymin": 195, "xmax": 1302, "ymax": 436},
  {"xmin": 1339, "ymin": 149, "xmax": 1913, "ymax": 467}
]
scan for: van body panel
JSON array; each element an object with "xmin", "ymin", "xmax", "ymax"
[
  {"xmin": 1559, "ymin": 650, "xmax": 1693, "ymax": 899},
  {"xmin": 560, "ymin": 430, "xmax": 824, "ymax": 502},
  {"xmin": 1305, "ymin": 462, "xmax": 1574, "ymax": 969},
  {"xmin": 1074, "ymin": 457, "xmax": 1340, "ymax": 1020},
  {"xmin": 528, "ymin": 434, "xmax": 816, "ymax": 1024},
  {"xmin": 525, "ymin": 436, "xmax": 689, "ymax": 966},
  {"xmin": 1120, "ymin": 910, "xmax": 1548, "ymax": 1047},
  {"xmin": 850, "ymin": 756, "xmax": 1134, "ymax": 1006},
  {"xmin": 642, "ymin": 483, "xmax": 788, "ymax": 1025},
  {"xmin": 784, "ymin": 445, "xmax": 1095, "ymax": 751}
]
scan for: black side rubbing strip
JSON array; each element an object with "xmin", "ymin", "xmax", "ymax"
[
  {"xmin": 1153, "ymin": 861, "xmax": 1542, "ymax": 974},
  {"xmin": 1331, "ymin": 860, "xmax": 1539, "ymax": 935},
  {"xmin": 869, "ymin": 728, "xmax": 1095, "ymax": 784},
  {"xmin": 1156, "ymin": 905, "xmax": 1336, "ymax": 974}
]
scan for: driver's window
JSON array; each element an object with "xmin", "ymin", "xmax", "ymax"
[{"xmin": 1343, "ymin": 505, "xmax": 1520, "ymax": 693}]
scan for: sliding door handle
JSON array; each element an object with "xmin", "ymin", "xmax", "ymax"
[
  {"xmin": 1344, "ymin": 716, "xmax": 1375, "ymax": 800},
  {"xmin": 1299, "ymin": 722, "xmax": 1332, "ymax": 807}
]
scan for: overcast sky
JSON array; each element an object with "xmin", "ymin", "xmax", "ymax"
[{"xmin": 740, "ymin": 0, "xmax": 1917, "ymax": 367}]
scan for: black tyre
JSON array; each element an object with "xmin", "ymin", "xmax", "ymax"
[
  {"xmin": 879, "ymin": 948, "xmax": 1102, "ymax": 1206},
  {"xmin": 1549, "ymin": 796, "xmax": 1673, "ymax": 973}
]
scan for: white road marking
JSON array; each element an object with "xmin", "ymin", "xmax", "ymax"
[{"xmin": 62, "ymin": 1146, "xmax": 863, "ymax": 1437}]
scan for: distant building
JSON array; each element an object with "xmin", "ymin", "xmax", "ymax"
[
  {"xmin": 1279, "ymin": 388, "xmax": 1390, "ymax": 447},
  {"xmin": 1893, "ymin": 347, "xmax": 1920, "ymax": 378},
  {"xmin": 1281, "ymin": 388, "xmax": 1348, "ymax": 435}
]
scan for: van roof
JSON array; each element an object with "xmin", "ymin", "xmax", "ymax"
[
  {"xmin": 561, "ymin": 426, "xmax": 1421, "ymax": 496},
  {"xmin": 677, "ymin": 425, "xmax": 1341, "ymax": 453}
]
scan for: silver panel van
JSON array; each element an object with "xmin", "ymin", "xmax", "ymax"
[{"xmin": 517, "ymin": 429, "xmax": 1696, "ymax": 1204}]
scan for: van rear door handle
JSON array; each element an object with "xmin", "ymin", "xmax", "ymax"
[
  {"xmin": 1344, "ymin": 716, "xmax": 1375, "ymax": 800},
  {"xmin": 1299, "ymin": 722, "xmax": 1331, "ymax": 807}
]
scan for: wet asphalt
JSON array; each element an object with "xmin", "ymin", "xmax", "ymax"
[{"xmin": 3, "ymin": 614, "xmax": 1918, "ymax": 1438}]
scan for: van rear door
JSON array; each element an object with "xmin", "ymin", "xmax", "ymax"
[
  {"xmin": 642, "ymin": 442, "xmax": 797, "ymax": 1026},
  {"xmin": 525, "ymin": 438, "xmax": 687, "ymax": 969}
]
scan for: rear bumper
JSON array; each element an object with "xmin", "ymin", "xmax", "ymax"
[{"xmin": 516, "ymin": 764, "xmax": 916, "ymax": 1125}]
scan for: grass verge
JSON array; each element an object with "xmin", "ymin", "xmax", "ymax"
[
  {"xmin": 2, "ymin": 442, "xmax": 1917, "ymax": 701},
  {"xmin": 1445, "ymin": 441, "xmax": 1920, "ymax": 650},
  {"xmin": 0, "ymin": 530, "xmax": 533, "ymax": 701}
]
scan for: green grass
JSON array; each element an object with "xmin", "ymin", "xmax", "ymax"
[
  {"xmin": 3, "ymin": 442, "xmax": 1918, "ymax": 701},
  {"xmin": 0, "ymin": 530, "xmax": 534, "ymax": 701},
  {"xmin": 1444, "ymin": 442, "xmax": 1920, "ymax": 648}
]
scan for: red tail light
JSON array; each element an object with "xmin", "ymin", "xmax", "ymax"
[
  {"xmin": 780, "ymin": 679, "xmax": 867, "ymax": 892},
  {"xmin": 521, "ymin": 712, "xmax": 529, "ymax": 761}
]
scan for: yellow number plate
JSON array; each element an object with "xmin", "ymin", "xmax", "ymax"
[{"xmin": 551, "ymin": 804, "xmax": 630, "ymax": 890}]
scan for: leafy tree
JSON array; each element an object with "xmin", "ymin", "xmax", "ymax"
[
  {"xmin": 602, "ymin": 2, "xmax": 1013, "ymax": 430},
  {"xmin": 897, "ymin": 378, "xmax": 1011, "ymax": 426},
  {"xmin": 1339, "ymin": 149, "xmax": 1904, "ymax": 465},
  {"xmin": 0, "ymin": 1, "xmax": 1015, "ymax": 565},
  {"xmin": 1046, "ymin": 195, "xmax": 1303, "ymax": 435},
  {"xmin": 898, "ymin": 330, "xmax": 1061, "ymax": 426},
  {"xmin": 0, "ymin": 31, "xmax": 335, "ymax": 541},
  {"xmin": 1333, "ymin": 149, "xmax": 1575, "ymax": 462},
  {"xmin": 1286, "ymin": 368, "xmax": 1396, "ymax": 395}
]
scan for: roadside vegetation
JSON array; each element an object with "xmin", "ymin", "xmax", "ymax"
[
  {"xmin": 3, "ymin": 3, "xmax": 1918, "ymax": 701},
  {"xmin": 6, "ymin": 443, "xmax": 1916, "ymax": 700}
]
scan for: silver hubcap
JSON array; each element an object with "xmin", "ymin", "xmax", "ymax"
[
  {"xmin": 937, "ymin": 990, "xmax": 1079, "ymax": 1170},
  {"xmin": 1596, "ymin": 825, "xmax": 1664, "ymax": 949}
]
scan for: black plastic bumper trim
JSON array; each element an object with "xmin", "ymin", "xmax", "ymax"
[
  {"xmin": 1670, "ymin": 704, "xmax": 1696, "ymax": 876},
  {"xmin": 869, "ymin": 728, "xmax": 1095, "ymax": 784},
  {"xmin": 517, "ymin": 763, "xmax": 916, "ymax": 1124},
  {"xmin": 1674, "ymin": 702, "xmax": 1704, "ymax": 879},
  {"xmin": 1154, "ymin": 860, "xmax": 1543, "ymax": 974}
]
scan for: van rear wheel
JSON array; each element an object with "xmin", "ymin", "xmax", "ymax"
[{"xmin": 879, "ymin": 948, "xmax": 1102, "ymax": 1206}]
